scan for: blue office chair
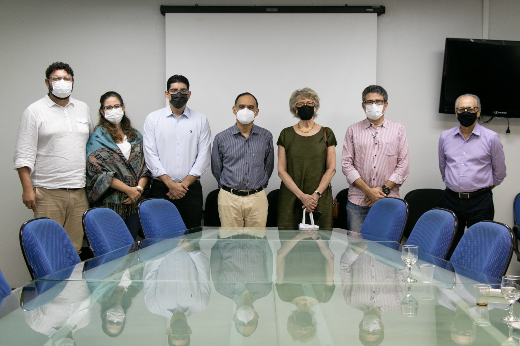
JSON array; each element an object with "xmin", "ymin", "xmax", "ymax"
[
  {"xmin": 450, "ymin": 221, "xmax": 513, "ymax": 279},
  {"xmin": 82, "ymin": 208, "xmax": 135, "ymax": 257},
  {"xmin": 513, "ymin": 193, "xmax": 520, "ymax": 261},
  {"xmin": 406, "ymin": 208, "xmax": 457, "ymax": 260},
  {"xmin": 0, "ymin": 269, "xmax": 10, "ymax": 302},
  {"xmin": 138, "ymin": 199, "xmax": 186, "ymax": 239},
  {"xmin": 19, "ymin": 218, "xmax": 81, "ymax": 279},
  {"xmin": 359, "ymin": 197, "xmax": 409, "ymax": 242}
]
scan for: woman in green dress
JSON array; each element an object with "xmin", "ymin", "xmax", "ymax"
[{"xmin": 277, "ymin": 88, "xmax": 337, "ymax": 230}]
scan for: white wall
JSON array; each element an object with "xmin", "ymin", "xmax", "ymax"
[{"xmin": 1, "ymin": 0, "xmax": 519, "ymax": 287}]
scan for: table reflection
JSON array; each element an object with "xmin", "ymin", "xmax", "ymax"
[
  {"xmin": 211, "ymin": 228, "xmax": 273, "ymax": 337},
  {"xmin": 276, "ymin": 230, "xmax": 335, "ymax": 343},
  {"xmin": 23, "ymin": 264, "xmax": 93, "ymax": 346},
  {"xmin": 144, "ymin": 235, "xmax": 211, "ymax": 346},
  {"xmin": 340, "ymin": 233, "xmax": 407, "ymax": 345},
  {"xmin": 88, "ymin": 252, "xmax": 143, "ymax": 337}
]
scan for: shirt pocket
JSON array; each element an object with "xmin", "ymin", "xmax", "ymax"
[
  {"xmin": 384, "ymin": 142, "xmax": 398, "ymax": 156},
  {"xmin": 76, "ymin": 118, "xmax": 89, "ymax": 134}
]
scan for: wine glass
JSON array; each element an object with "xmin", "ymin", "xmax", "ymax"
[
  {"xmin": 501, "ymin": 323, "xmax": 518, "ymax": 346},
  {"xmin": 501, "ymin": 276, "xmax": 520, "ymax": 323},
  {"xmin": 401, "ymin": 245, "xmax": 418, "ymax": 283},
  {"xmin": 401, "ymin": 283, "xmax": 418, "ymax": 317}
]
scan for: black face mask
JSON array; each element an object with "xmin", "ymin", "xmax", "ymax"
[
  {"xmin": 297, "ymin": 105, "xmax": 314, "ymax": 120},
  {"xmin": 295, "ymin": 312, "xmax": 313, "ymax": 327},
  {"xmin": 457, "ymin": 111, "xmax": 478, "ymax": 127},
  {"xmin": 169, "ymin": 92, "xmax": 189, "ymax": 109}
]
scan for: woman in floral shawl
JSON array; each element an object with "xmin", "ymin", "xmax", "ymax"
[{"xmin": 86, "ymin": 91, "xmax": 150, "ymax": 239}]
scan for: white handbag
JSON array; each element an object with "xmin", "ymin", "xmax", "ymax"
[{"xmin": 298, "ymin": 208, "xmax": 320, "ymax": 230}]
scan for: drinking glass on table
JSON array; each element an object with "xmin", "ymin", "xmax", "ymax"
[
  {"xmin": 501, "ymin": 276, "xmax": 520, "ymax": 323},
  {"xmin": 401, "ymin": 245, "xmax": 418, "ymax": 283},
  {"xmin": 401, "ymin": 283, "xmax": 418, "ymax": 317}
]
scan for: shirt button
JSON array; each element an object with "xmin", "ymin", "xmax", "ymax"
[
  {"xmin": 460, "ymin": 175, "xmax": 463, "ymax": 177},
  {"xmin": 462, "ymin": 164, "xmax": 464, "ymax": 166}
]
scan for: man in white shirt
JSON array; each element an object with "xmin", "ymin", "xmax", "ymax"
[
  {"xmin": 14, "ymin": 62, "xmax": 93, "ymax": 252},
  {"xmin": 143, "ymin": 75, "xmax": 211, "ymax": 229}
]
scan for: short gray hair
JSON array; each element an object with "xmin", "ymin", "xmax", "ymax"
[
  {"xmin": 455, "ymin": 94, "xmax": 481, "ymax": 109},
  {"xmin": 289, "ymin": 88, "xmax": 320, "ymax": 117},
  {"xmin": 362, "ymin": 85, "xmax": 388, "ymax": 102}
]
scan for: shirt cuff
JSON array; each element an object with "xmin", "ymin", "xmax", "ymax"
[
  {"xmin": 388, "ymin": 173, "xmax": 405, "ymax": 185},
  {"xmin": 493, "ymin": 177, "xmax": 504, "ymax": 186},
  {"xmin": 150, "ymin": 166, "xmax": 167, "ymax": 179},
  {"xmin": 346, "ymin": 170, "xmax": 361, "ymax": 185},
  {"xmin": 340, "ymin": 247, "xmax": 359, "ymax": 265},
  {"xmin": 14, "ymin": 161, "xmax": 35, "ymax": 175}
]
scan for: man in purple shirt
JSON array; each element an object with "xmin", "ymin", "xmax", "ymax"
[{"xmin": 438, "ymin": 94, "xmax": 506, "ymax": 259}]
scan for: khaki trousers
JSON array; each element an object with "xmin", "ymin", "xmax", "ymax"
[
  {"xmin": 34, "ymin": 187, "xmax": 89, "ymax": 252},
  {"xmin": 217, "ymin": 189, "xmax": 268, "ymax": 228}
]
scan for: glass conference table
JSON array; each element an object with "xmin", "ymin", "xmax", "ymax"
[{"xmin": 0, "ymin": 227, "xmax": 518, "ymax": 346}]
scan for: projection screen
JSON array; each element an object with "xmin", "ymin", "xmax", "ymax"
[{"xmin": 165, "ymin": 12, "xmax": 378, "ymax": 200}]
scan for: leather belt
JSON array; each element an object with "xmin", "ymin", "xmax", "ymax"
[
  {"xmin": 58, "ymin": 188, "xmax": 82, "ymax": 191},
  {"xmin": 221, "ymin": 185, "xmax": 263, "ymax": 196},
  {"xmin": 446, "ymin": 187, "xmax": 491, "ymax": 199}
]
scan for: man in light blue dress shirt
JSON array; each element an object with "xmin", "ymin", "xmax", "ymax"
[{"xmin": 143, "ymin": 75, "xmax": 211, "ymax": 229}]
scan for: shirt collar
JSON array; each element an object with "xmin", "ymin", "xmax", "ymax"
[
  {"xmin": 44, "ymin": 94, "xmax": 74, "ymax": 108},
  {"xmin": 454, "ymin": 122, "xmax": 480, "ymax": 138},
  {"xmin": 232, "ymin": 123, "xmax": 257, "ymax": 135},
  {"xmin": 166, "ymin": 106, "xmax": 191, "ymax": 118},
  {"xmin": 363, "ymin": 117, "xmax": 387, "ymax": 129}
]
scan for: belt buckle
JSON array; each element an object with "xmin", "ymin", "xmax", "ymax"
[{"xmin": 458, "ymin": 192, "xmax": 470, "ymax": 199}]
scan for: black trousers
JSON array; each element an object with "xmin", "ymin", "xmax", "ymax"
[
  {"xmin": 443, "ymin": 189, "xmax": 494, "ymax": 260},
  {"xmin": 149, "ymin": 180, "xmax": 203, "ymax": 230}
]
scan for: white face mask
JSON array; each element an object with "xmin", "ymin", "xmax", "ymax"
[
  {"xmin": 236, "ymin": 305, "xmax": 255, "ymax": 324},
  {"xmin": 51, "ymin": 80, "xmax": 73, "ymax": 99},
  {"xmin": 362, "ymin": 314, "xmax": 381, "ymax": 332},
  {"xmin": 106, "ymin": 305, "xmax": 125, "ymax": 323},
  {"xmin": 365, "ymin": 104, "xmax": 384, "ymax": 120},
  {"xmin": 236, "ymin": 108, "xmax": 256, "ymax": 125},
  {"xmin": 104, "ymin": 108, "xmax": 124, "ymax": 124}
]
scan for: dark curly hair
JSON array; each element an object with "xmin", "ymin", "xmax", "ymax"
[
  {"xmin": 45, "ymin": 62, "xmax": 74, "ymax": 79},
  {"xmin": 96, "ymin": 91, "xmax": 137, "ymax": 143}
]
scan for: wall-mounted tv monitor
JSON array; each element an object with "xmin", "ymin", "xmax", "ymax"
[{"xmin": 439, "ymin": 38, "xmax": 520, "ymax": 118}]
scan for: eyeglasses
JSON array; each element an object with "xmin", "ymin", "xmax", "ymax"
[
  {"xmin": 168, "ymin": 88, "xmax": 189, "ymax": 95},
  {"xmin": 363, "ymin": 100, "xmax": 385, "ymax": 105},
  {"xmin": 295, "ymin": 101, "xmax": 315, "ymax": 107},
  {"xmin": 103, "ymin": 104, "xmax": 123, "ymax": 111},
  {"xmin": 455, "ymin": 107, "xmax": 480, "ymax": 114},
  {"xmin": 106, "ymin": 320, "xmax": 124, "ymax": 326},
  {"xmin": 49, "ymin": 76, "xmax": 73, "ymax": 82}
]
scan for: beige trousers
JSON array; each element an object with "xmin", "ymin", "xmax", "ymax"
[
  {"xmin": 217, "ymin": 189, "xmax": 269, "ymax": 228},
  {"xmin": 34, "ymin": 187, "xmax": 89, "ymax": 252}
]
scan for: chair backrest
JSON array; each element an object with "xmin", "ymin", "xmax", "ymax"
[
  {"xmin": 19, "ymin": 218, "xmax": 81, "ymax": 279},
  {"xmin": 266, "ymin": 189, "xmax": 280, "ymax": 227},
  {"xmin": 204, "ymin": 189, "xmax": 221, "ymax": 227},
  {"xmin": 450, "ymin": 221, "xmax": 513, "ymax": 279},
  {"xmin": 359, "ymin": 197, "xmax": 409, "ymax": 242},
  {"xmin": 514, "ymin": 193, "xmax": 520, "ymax": 226},
  {"xmin": 402, "ymin": 189, "xmax": 444, "ymax": 239},
  {"xmin": 138, "ymin": 199, "xmax": 187, "ymax": 238},
  {"xmin": 82, "ymin": 208, "xmax": 134, "ymax": 257},
  {"xmin": 0, "ymin": 269, "xmax": 10, "ymax": 301},
  {"xmin": 406, "ymin": 208, "xmax": 457, "ymax": 259},
  {"xmin": 334, "ymin": 188, "xmax": 349, "ymax": 229}
]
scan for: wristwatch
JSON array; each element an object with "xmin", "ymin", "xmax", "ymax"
[
  {"xmin": 314, "ymin": 190, "xmax": 322, "ymax": 198},
  {"xmin": 382, "ymin": 185, "xmax": 390, "ymax": 196}
]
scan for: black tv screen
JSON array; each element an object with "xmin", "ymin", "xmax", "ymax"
[{"xmin": 439, "ymin": 38, "xmax": 520, "ymax": 118}]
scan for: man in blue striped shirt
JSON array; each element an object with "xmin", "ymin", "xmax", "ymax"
[{"xmin": 211, "ymin": 93, "xmax": 274, "ymax": 227}]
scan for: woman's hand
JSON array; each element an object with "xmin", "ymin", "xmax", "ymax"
[
  {"xmin": 300, "ymin": 193, "xmax": 318, "ymax": 212},
  {"xmin": 122, "ymin": 186, "xmax": 143, "ymax": 204}
]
